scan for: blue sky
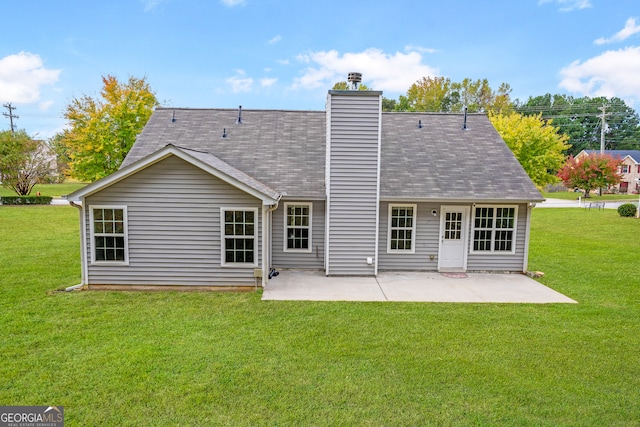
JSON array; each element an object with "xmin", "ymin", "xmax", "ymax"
[{"xmin": 1, "ymin": 0, "xmax": 640, "ymax": 138}]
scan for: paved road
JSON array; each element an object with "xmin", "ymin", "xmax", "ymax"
[{"xmin": 536, "ymin": 198, "xmax": 639, "ymax": 209}]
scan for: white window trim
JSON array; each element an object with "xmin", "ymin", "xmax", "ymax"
[
  {"xmin": 89, "ymin": 205, "xmax": 129, "ymax": 265},
  {"xmin": 470, "ymin": 205, "xmax": 518, "ymax": 254},
  {"xmin": 220, "ymin": 207, "xmax": 259, "ymax": 267},
  {"xmin": 283, "ymin": 202, "xmax": 313, "ymax": 253},
  {"xmin": 387, "ymin": 204, "xmax": 417, "ymax": 254}
]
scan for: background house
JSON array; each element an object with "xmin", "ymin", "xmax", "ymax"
[
  {"xmin": 67, "ymin": 82, "xmax": 543, "ymax": 290},
  {"xmin": 578, "ymin": 150, "xmax": 640, "ymax": 194}
]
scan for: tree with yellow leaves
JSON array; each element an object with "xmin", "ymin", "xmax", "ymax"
[
  {"xmin": 488, "ymin": 111, "xmax": 570, "ymax": 187},
  {"xmin": 60, "ymin": 75, "xmax": 158, "ymax": 182},
  {"xmin": 400, "ymin": 76, "xmax": 513, "ymax": 113}
]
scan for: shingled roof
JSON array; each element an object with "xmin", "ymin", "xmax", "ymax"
[
  {"xmin": 122, "ymin": 107, "xmax": 542, "ymax": 202},
  {"xmin": 584, "ymin": 150, "xmax": 640, "ymax": 163}
]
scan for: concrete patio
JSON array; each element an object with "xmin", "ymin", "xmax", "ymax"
[{"xmin": 262, "ymin": 270, "xmax": 577, "ymax": 303}]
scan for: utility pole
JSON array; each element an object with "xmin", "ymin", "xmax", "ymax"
[
  {"xmin": 598, "ymin": 104, "xmax": 610, "ymax": 154},
  {"xmin": 3, "ymin": 103, "xmax": 19, "ymax": 135},
  {"xmin": 597, "ymin": 104, "xmax": 610, "ymax": 196}
]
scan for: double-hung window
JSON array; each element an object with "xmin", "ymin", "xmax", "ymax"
[
  {"xmin": 472, "ymin": 206, "xmax": 517, "ymax": 253},
  {"xmin": 285, "ymin": 203, "xmax": 312, "ymax": 252},
  {"xmin": 91, "ymin": 206, "xmax": 128, "ymax": 264},
  {"xmin": 221, "ymin": 208, "xmax": 258, "ymax": 266},
  {"xmin": 388, "ymin": 204, "xmax": 417, "ymax": 253}
]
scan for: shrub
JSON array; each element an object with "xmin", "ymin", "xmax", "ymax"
[
  {"xmin": 0, "ymin": 196, "xmax": 53, "ymax": 205},
  {"xmin": 617, "ymin": 203, "xmax": 637, "ymax": 217}
]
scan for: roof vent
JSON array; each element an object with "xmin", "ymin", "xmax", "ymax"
[
  {"xmin": 462, "ymin": 106, "xmax": 469, "ymax": 130},
  {"xmin": 236, "ymin": 105, "xmax": 243, "ymax": 124},
  {"xmin": 347, "ymin": 72, "xmax": 362, "ymax": 90},
  {"xmin": 171, "ymin": 110, "xmax": 176, "ymax": 123},
  {"xmin": 222, "ymin": 128, "xmax": 227, "ymax": 138},
  {"xmin": 418, "ymin": 119, "xmax": 422, "ymax": 129}
]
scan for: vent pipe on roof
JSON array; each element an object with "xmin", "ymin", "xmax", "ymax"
[
  {"xmin": 236, "ymin": 105, "xmax": 243, "ymax": 124},
  {"xmin": 347, "ymin": 72, "xmax": 362, "ymax": 90},
  {"xmin": 172, "ymin": 110, "xmax": 176, "ymax": 122},
  {"xmin": 462, "ymin": 106, "xmax": 468, "ymax": 130},
  {"xmin": 222, "ymin": 128, "xmax": 227, "ymax": 138},
  {"xmin": 418, "ymin": 119, "xmax": 422, "ymax": 129}
]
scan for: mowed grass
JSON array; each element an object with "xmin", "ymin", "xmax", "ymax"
[
  {"xmin": 1, "ymin": 206, "xmax": 639, "ymax": 426},
  {"xmin": 0, "ymin": 182, "xmax": 87, "ymax": 198}
]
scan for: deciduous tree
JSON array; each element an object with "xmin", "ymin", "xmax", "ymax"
[
  {"xmin": 61, "ymin": 75, "xmax": 158, "ymax": 182},
  {"xmin": 488, "ymin": 112, "xmax": 570, "ymax": 187},
  {"xmin": 402, "ymin": 77, "xmax": 513, "ymax": 113},
  {"xmin": 557, "ymin": 153, "xmax": 622, "ymax": 198},
  {"xmin": 331, "ymin": 81, "xmax": 371, "ymax": 91},
  {"xmin": 0, "ymin": 129, "xmax": 55, "ymax": 195}
]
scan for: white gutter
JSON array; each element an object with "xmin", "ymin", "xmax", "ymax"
[{"xmin": 522, "ymin": 202, "xmax": 534, "ymax": 273}]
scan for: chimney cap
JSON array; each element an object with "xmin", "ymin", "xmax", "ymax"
[{"xmin": 347, "ymin": 72, "xmax": 362, "ymax": 83}]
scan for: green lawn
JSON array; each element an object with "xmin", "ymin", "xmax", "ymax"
[
  {"xmin": 1, "ymin": 206, "xmax": 639, "ymax": 426},
  {"xmin": 0, "ymin": 182, "xmax": 87, "ymax": 198}
]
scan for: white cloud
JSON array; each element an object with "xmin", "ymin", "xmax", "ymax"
[
  {"xmin": 260, "ymin": 78, "xmax": 277, "ymax": 87},
  {"xmin": 595, "ymin": 17, "xmax": 640, "ymax": 45},
  {"xmin": 268, "ymin": 35, "xmax": 282, "ymax": 45},
  {"xmin": 220, "ymin": 0, "xmax": 245, "ymax": 6},
  {"xmin": 276, "ymin": 59, "xmax": 290, "ymax": 65},
  {"xmin": 538, "ymin": 0, "xmax": 591, "ymax": 12},
  {"xmin": 39, "ymin": 100, "xmax": 55, "ymax": 111},
  {"xmin": 291, "ymin": 48, "xmax": 438, "ymax": 92},
  {"xmin": 226, "ymin": 70, "xmax": 253, "ymax": 93},
  {"xmin": 140, "ymin": 0, "xmax": 168, "ymax": 12},
  {"xmin": 559, "ymin": 46, "xmax": 640, "ymax": 104},
  {"xmin": 0, "ymin": 52, "xmax": 60, "ymax": 104},
  {"xmin": 404, "ymin": 44, "xmax": 437, "ymax": 54}
]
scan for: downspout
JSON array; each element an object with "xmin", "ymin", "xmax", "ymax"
[
  {"xmin": 262, "ymin": 196, "xmax": 281, "ymax": 287},
  {"xmin": 522, "ymin": 202, "xmax": 535, "ymax": 273},
  {"xmin": 69, "ymin": 201, "xmax": 87, "ymax": 290}
]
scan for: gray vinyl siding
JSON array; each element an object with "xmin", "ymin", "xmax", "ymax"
[
  {"xmin": 326, "ymin": 92, "xmax": 381, "ymax": 275},
  {"xmin": 378, "ymin": 202, "xmax": 529, "ymax": 272},
  {"xmin": 271, "ymin": 201, "xmax": 325, "ymax": 269},
  {"xmin": 378, "ymin": 202, "xmax": 440, "ymax": 271},
  {"xmin": 83, "ymin": 155, "xmax": 262, "ymax": 286},
  {"xmin": 466, "ymin": 203, "xmax": 529, "ymax": 272}
]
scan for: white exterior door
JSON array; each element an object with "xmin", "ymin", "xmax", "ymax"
[{"xmin": 438, "ymin": 206, "xmax": 469, "ymax": 272}]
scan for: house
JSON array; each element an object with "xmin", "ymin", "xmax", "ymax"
[
  {"xmin": 577, "ymin": 150, "xmax": 640, "ymax": 194},
  {"xmin": 35, "ymin": 140, "xmax": 59, "ymax": 182},
  {"xmin": 67, "ymin": 82, "xmax": 543, "ymax": 290}
]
